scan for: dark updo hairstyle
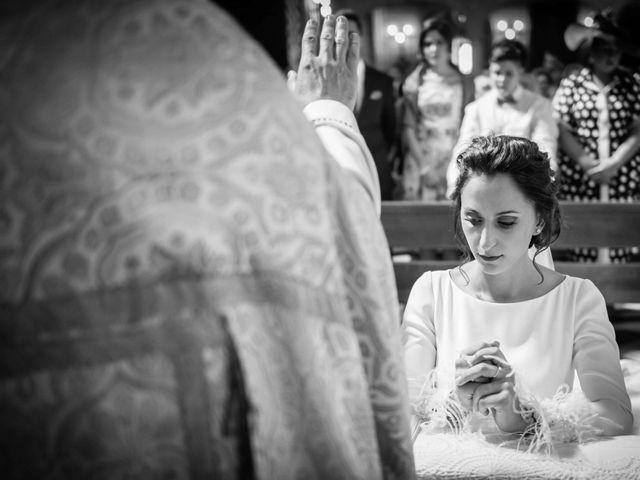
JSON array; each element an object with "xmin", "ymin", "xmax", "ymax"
[
  {"xmin": 419, "ymin": 16, "xmax": 455, "ymax": 63},
  {"xmin": 490, "ymin": 39, "xmax": 528, "ymax": 67},
  {"xmin": 450, "ymin": 135, "xmax": 561, "ymax": 277}
]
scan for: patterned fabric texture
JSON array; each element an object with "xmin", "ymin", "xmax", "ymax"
[
  {"xmin": 0, "ymin": 1, "xmax": 415, "ymax": 479},
  {"xmin": 414, "ymin": 432, "xmax": 640, "ymax": 479},
  {"xmin": 553, "ymin": 67, "xmax": 640, "ymax": 262},
  {"xmin": 400, "ymin": 64, "xmax": 468, "ymax": 201},
  {"xmin": 554, "ymin": 68, "xmax": 640, "ymax": 203}
]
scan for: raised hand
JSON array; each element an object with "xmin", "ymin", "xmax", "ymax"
[{"xmin": 287, "ymin": 15, "xmax": 359, "ymax": 109}]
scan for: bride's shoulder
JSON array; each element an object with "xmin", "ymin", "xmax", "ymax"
[
  {"xmin": 448, "ymin": 262, "xmax": 474, "ymax": 285},
  {"xmin": 411, "ymin": 269, "xmax": 453, "ymax": 297}
]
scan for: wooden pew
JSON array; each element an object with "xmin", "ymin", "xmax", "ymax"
[{"xmin": 381, "ymin": 201, "xmax": 640, "ymax": 306}]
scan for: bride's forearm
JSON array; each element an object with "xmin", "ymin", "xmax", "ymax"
[{"xmin": 590, "ymin": 398, "xmax": 633, "ymax": 436}]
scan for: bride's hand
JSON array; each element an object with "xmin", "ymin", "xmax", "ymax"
[
  {"xmin": 455, "ymin": 340, "xmax": 511, "ymax": 386},
  {"xmin": 455, "ymin": 341, "xmax": 528, "ymax": 433}
]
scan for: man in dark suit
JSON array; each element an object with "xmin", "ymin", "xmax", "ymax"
[{"xmin": 337, "ymin": 9, "xmax": 398, "ymax": 200}]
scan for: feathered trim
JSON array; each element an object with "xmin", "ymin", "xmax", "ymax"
[
  {"xmin": 409, "ymin": 373, "xmax": 620, "ymax": 455},
  {"xmin": 515, "ymin": 384, "xmax": 612, "ymax": 454},
  {"xmin": 409, "ymin": 371, "xmax": 468, "ymax": 435}
]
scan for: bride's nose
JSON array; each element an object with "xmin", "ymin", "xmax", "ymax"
[{"xmin": 478, "ymin": 225, "xmax": 497, "ymax": 251}]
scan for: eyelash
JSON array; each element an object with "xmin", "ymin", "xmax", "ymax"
[{"xmin": 464, "ymin": 218, "xmax": 516, "ymax": 229}]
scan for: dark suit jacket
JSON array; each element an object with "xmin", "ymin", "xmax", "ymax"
[{"xmin": 356, "ymin": 65, "xmax": 397, "ymax": 200}]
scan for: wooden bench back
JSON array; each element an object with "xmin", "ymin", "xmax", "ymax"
[{"xmin": 381, "ymin": 201, "xmax": 640, "ymax": 305}]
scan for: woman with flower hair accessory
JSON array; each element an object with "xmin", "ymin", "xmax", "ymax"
[{"xmin": 553, "ymin": 8, "xmax": 640, "ymax": 263}]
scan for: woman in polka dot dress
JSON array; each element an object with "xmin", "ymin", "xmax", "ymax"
[{"xmin": 553, "ymin": 11, "xmax": 640, "ymax": 262}]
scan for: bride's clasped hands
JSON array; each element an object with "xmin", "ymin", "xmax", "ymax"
[{"xmin": 455, "ymin": 340, "xmax": 530, "ymax": 433}]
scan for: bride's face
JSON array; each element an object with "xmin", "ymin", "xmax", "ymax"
[{"xmin": 460, "ymin": 173, "xmax": 539, "ymax": 275}]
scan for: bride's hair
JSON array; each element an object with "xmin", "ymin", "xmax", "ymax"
[{"xmin": 450, "ymin": 135, "xmax": 561, "ymax": 270}]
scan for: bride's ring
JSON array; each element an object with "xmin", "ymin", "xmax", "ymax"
[{"xmin": 492, "ymin": 365, "xmax": 501, "ymax": 378}]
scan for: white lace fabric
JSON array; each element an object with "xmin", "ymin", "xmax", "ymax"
[
  {"xmin": 411, "ymin": 366, "xmax": 640, "ymax": 478},
  {"xmin": 414, "ymin": 431, "xmax": 640, "ymax": 479}
]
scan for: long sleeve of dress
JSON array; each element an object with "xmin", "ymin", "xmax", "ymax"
[
  {"xmin": 551, "ymin": 76, "xmax": 577, "ymax": 132},
  {"xmin": 573, "ymin": 280, "xmax": 633, "ymax": 432},
  {"xmin": 402, "ymin": 272, "xmax": 437, "ymax": 400}
]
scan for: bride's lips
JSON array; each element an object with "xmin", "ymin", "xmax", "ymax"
[{"xmin": 478, "ymin": 253, "xmax": 502, "ymax": 262}]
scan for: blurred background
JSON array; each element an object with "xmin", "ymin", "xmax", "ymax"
[{"xmin": 216, "ymin": 0, "xmax": 640, "ymax": 84}]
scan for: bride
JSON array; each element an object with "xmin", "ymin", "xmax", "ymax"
[{"xmin": 402, "ymin": 135, "xmax": 633, "ymax": 445}]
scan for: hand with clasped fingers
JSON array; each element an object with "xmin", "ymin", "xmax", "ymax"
[
  {"xmin": 454, "ymin": 340, "xmax": 530, "ymax": 433},
  {"xmin": 287, "ymin": 15, "xmax": 359, "ymax": 110},
  {"xmin": 586, "ymin": 156, "xmax": 622, "ymax": 184}
]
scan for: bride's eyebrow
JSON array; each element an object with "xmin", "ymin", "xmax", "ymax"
[{"xmin": 462, "ymin": 209, "xmax": 521, "ymax": 217}]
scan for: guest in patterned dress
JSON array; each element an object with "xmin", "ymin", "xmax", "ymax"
[
  {"xmin": 400, "ymin": 16, "xmax": 474, "ymax": 201},
  {"xmin": 553, "ymin": 10, "xmax": 640, "ymax": 262}
]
